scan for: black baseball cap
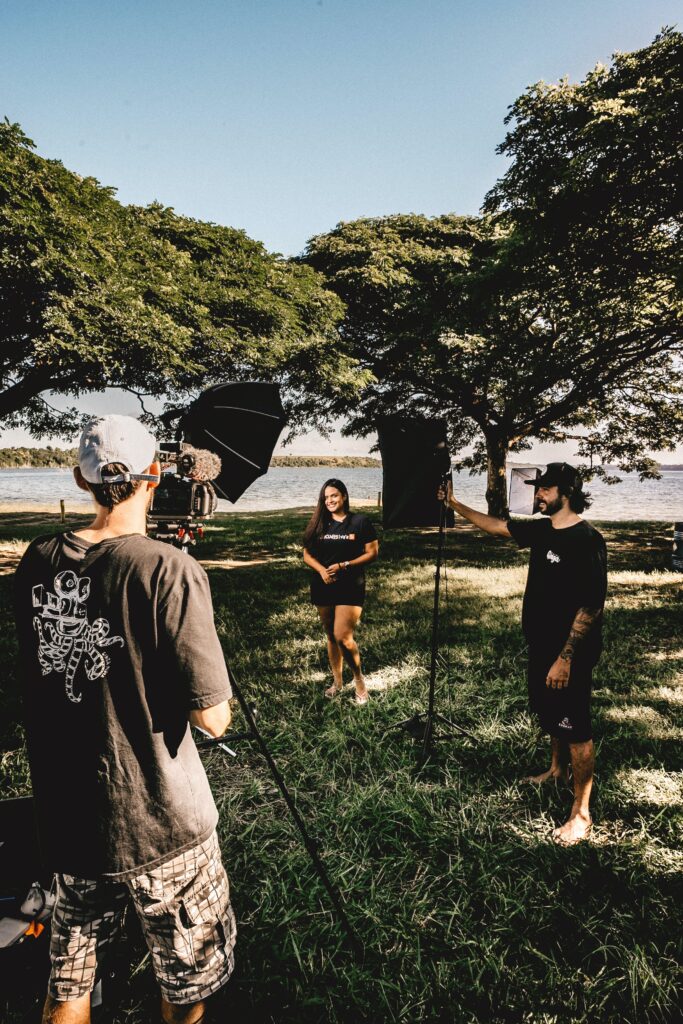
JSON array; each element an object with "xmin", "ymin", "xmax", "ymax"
[{"xmin": 524, "ymin": 462, "xmax": 582, "ymax": 491}]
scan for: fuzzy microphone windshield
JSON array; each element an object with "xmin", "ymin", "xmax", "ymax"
[{"xmin": 180, "ymin": 445, "xmax": 222, "ymax": 481}]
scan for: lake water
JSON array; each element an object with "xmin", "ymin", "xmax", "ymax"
[{"xmin": 1, "ymin": 466, "xmax": 682, "ymax": 520}]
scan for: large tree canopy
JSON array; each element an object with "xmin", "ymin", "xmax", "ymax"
[
  {"xmin": 302, "ymin": 212, "xmax": 486, "ymax": 444},
  {"xmin": 485, "ymin": 27, "xmax": 681, "ymax": 279},
  {"xmin": 0, "ymin": 121, "xmax": 366, "ymax": 437},
  {"xmin": 304, "ymin": 31, "xmax": 683, "ymax": 515},
  {"xmin": 481, "ymin": 27, "xmax": 683, "ymax": 480}
]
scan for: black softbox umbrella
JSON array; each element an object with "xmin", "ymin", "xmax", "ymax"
[
  {"xmin": 378, "ymin": 416, "xmax": 454, "ymax": 529},
  {"xmin": 180, "ymin": 382, "xmax": 287, "ymax": 502}
]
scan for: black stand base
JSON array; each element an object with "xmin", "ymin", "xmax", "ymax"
[{"xmin": 388, "ymin": 711, "xmax": 475, "ymax": 745}]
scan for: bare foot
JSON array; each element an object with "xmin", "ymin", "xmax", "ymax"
[
  {"xmin": 353, "ymin": 680, "xmax": 369, "ymax": 705},
  {"xmin": 324, "ymin": 682, "xmax": 343, "ymax": 699},
  {"xmin": 525, "ymin": 767, "xmax": 569, "ymax": 785},
  {"xmin": 552, "ymin": 811, "xmax": 592, "ymax": 846}
]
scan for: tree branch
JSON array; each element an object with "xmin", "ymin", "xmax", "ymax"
[{"xmin": 0, "ymin": 369, "xmax": 55, "ymax": 420}]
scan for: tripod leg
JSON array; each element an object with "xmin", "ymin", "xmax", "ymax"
[
  {"xmin": 421, "ymin": 495, "xmax": 447, "ymax": 759},
  {"xmin": 227, "ymin": 674, "xmax": 363, "ymax": 959},
  {"xmin": 432, "ymin": 713, "xmax": 476, "ymax": 741}
]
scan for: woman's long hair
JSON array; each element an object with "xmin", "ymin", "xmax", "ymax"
[{"xmin": 303, "ymin": 478, "xmax": 350, "ymax": 549}]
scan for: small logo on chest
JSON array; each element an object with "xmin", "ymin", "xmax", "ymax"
[{"xmin": 546, "ymin": 550, "xmax": 561, "ymax": 564}]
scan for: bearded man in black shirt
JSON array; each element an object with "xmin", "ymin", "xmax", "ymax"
[
  {"xmin": 14, "ymin": 416, "xmax": 236, "ymax": 1024},
  {"xmin": 441, "ymin": 463, "xmax": 607, "ymax": 845}
]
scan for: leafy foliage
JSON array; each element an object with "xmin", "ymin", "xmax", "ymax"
[
  {"xmin": 483, "ymin": 27, "xmax": 683, "ymax": 482},
  {"xmin": 304, "ymin": 32, "xmax": 683, "ymax": 515},
  {"xmin": 0, "ymin": 446, "xmax": 77, "ymax": 468},
  {"xmin": 0, "ymin": 121, "xmax": 365, "ymax": 438},
  {"xmin": 302, "ymin": 212, "xmax": 487, "ymax": 445}
]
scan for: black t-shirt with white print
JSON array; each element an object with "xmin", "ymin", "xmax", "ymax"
[
  {"xmin": 13, "ymin": 531, "xmax": 232, "ymax": 880},
  {"xmin": 507, "ymin": 517, "xmax": 607, "ymax": 661},
  {"xmin": 309, "ymin": 512, "xmax": 378, "ymax": 585}
]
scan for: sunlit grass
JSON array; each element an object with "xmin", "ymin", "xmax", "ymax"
[
  {"xmin": 614, "ymin": 768, "xmax": 683, "ymax": 807},
  {"xmin": 603, "ymin": 705, "xmax": 683, "ymax": 740}
]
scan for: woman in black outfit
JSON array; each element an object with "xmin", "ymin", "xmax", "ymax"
[{"xmin": 303, "ymin": 479, "xmax": 379, "ymax": 704}]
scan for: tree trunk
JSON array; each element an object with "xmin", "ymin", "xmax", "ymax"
[{"xmin": 485, "ymin": 433, "xmax": 509, "ymax": 518}]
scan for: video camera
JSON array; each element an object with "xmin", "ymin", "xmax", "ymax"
[
  {"xmin": 147, "ymin": 442, "xmax": 221, "ymax": 550},
  {"xmin": 146, "ymin": 381, "xmax": 288, "ymax": 551}
]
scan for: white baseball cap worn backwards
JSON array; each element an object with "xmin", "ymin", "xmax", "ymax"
[{"xmin": 78, "ymin": 415, "xmax": 158, "ymax": 484}]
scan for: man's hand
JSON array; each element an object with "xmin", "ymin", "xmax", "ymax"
[
  {"xmin": 437, "ymin": 481, "xmax": 455, "ymax": 507},
  {"xmin": 434, "ymin": 484, "xmax": 511, "ymax": 537},
  {"xmin": 546, "ymin": 657, "xmax": 570, "ymax": 689},
  {"xmin": 190, "ymin": 700, "xmax": 232, "ymax": 737}
]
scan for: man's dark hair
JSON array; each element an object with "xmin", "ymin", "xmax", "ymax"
[
  {"xmin": 563, "ymin": 483, "xmax": 592, "ymax": 513},
  {"xmin": 88, "ymin": 462, "xmax": 143, "ymax": 511}
]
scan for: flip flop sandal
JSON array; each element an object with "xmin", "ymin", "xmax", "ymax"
[
  {"xmin": 353, "ymin": 690, "xmax": 369, "ymax": 705},
  {"xmin": 324, "ymin": 684, "xmax": 343, "ymax": 699}
]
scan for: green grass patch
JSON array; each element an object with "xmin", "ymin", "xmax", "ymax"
[{"xmin": 1, "ymin": 512, "xmax": 681, "ymax": 1023}]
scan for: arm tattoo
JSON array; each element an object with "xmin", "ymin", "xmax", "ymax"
[{"xmin": 559, "ymin": 607, "xmax": 602, "ymax": 663}]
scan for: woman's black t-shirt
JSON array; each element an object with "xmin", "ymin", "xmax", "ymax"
[{"xmin": 308, "ymin": 512, "xmax": 378, "ymax": 585}]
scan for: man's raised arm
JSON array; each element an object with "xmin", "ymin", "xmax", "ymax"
[{"xmin": 439, "ymin": 482, "xmax": 512, "ymax": 537}]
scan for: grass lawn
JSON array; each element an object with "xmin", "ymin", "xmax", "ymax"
[{"xmin": 1, "ymin": 510, "xmax": 682, "ymax": 1023}]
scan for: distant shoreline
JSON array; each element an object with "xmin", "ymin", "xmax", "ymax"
[
  {"xmin": 0, "ymin": 452, "xmax": 382, "ymax": 469},
  {"xmin": 2, "ymin": 455, "xmax": 683, "ymax": 471}
]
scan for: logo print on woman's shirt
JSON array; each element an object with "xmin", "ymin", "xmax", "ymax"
[
  {"xmin": 32, "ymin": 571, "xmax": 124, "ymax": 703},
  {"xmin": 546, "ymin": 550, "xmax": 561, "ymax": 564}
]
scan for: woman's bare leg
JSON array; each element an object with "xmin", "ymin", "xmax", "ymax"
[
  {"xmin": 317, "ymin": 606, "xmax": 343, "ymax": 695},
  {"xmin": 333, "ymin": 605, "xmax": 367, "ymax": 700}
]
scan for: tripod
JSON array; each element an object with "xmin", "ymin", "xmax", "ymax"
[
  {"xmin": 196, "ymin": 670, "xmax": 362, "ymax": 958},
  {"xmin": 387, "ymin": 476, "xmax": 475, "ymax": 759}
]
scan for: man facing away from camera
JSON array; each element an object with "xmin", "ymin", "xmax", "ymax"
[
  {"xmin": 441, "ymin": 463, "xmax": 607, "ymax": 845},
  {"xmin": 13, "ymin": 415, "xmax": 236, "ymax": 1024}
]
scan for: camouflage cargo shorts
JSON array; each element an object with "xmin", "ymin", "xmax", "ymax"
[{"xmin": 48, "ymin": 831, "xmax": 236, "ymax": 1005}]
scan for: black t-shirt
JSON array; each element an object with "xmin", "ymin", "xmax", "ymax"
[
  {"xmin": 13, "ymin": 531, "xmax": 233, "ymax": 879},
  {"xmin": 507, "ymin": 517, "xmax": 607, "ymax": 659},
  {"xmin": 307, "ymin": 513, "xmax": 378, "ymax": 584}
]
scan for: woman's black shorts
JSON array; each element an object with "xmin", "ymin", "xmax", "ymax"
[
  {"xmin": 310, "ymin": 574, "xmax": 366, "ymax": 607},
  {"xmin": 527, "ymin": 647, "xmax": 596, "ymax": 743}
]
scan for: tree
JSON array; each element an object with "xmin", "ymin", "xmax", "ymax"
[
  {"xmin": 304, "ymin": 32, "xmax": 683, "ymax": 515},
  {"xmin": 0, "ymin": 121, "xmax": 365, "ymax": 438},
  {"xmin": 481, "ymin": 27, "xmax": 683, "ymax": 487}
]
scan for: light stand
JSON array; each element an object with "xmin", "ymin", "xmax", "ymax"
[
  {"xmin": 386, "ymin": 476, "xmax": 475, "ymax": 759},
  {"xmin": 196, "ymin": 670, "xmax": 362, "ymax": 958}
]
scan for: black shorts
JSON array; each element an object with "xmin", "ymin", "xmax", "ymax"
[
  {"xmin": 310, "ymin": 574, "xmax": 366, "ymax": 607},
  {"xmin": 527, "ymin": 647, "xmax": 596, "ymax": 743}
]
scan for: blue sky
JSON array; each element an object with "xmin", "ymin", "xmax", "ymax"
[{"xmin": 1, "ymin": 0, "xmax": 680, "ymax": 457}]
